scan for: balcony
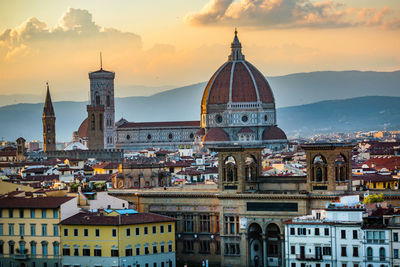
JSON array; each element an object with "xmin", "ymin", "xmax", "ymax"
[
  {"xmin": 14, "ymin": 249, "xmax": 29, "ymax": 260},
  {"xmin": 296, "ymin": 254, "xmax": 323, "ymax": 261},
  {"xmin": 14, "ymin": 254, "xmax": 29, "ymax": 260}
]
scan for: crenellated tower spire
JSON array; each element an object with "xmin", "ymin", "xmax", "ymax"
[
  {"xmin": 42, "ymin": 82, "xmax": 56, "ymax": 152},
  {"xmin": 228, "ymin": 28, "xmax": 245, "ymax": 61},
  {"xmin": 43, "ymin": 82, "xmax": 55, "ymax": 117}
]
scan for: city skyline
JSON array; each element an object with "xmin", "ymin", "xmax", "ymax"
[{"xmin": 0, "ymin": 0, "xmax": 399, "ymax": 101}]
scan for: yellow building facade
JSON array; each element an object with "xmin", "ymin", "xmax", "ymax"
[
  {"xmin": 0, "ymin": 196, "xmax": 78, "ymax": 267},
  {"xmin": 60, "ymin": 210, "xmax": 176, "ymax": 267}
]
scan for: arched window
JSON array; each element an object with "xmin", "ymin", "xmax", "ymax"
[
  {"xmin": 95, "ymin": 92, "xmax": 100, "ymax": 106},
  {"xmin": 53, "ymin": 241, "xmax": 59, "ymax": 256},
  {"xmin": 311, "ymin": 155, "xmax": 327, "ymax": 182},
  {"xmin": 91, "ymin": 114, "xmax": 95, "ymax": 130},
  {"xmin": 106, "ymin": 95, "xmax": 111, "ymax": 107},
  {"xmin": 379, "ymin": 247, "xmax": 386, "ymax": 261},
  {"xmin": 41, "ymin": 241, "xmax": 48, "ymax": 256},
  {"xmin": 335, "ymin": 154, "xmax": 347, "ymax": 181},
  {"xmin": 367, "ymin": 247, "xmax": 373, "ymax": 261},
  {"xmin": 30, "ymin": 241, "xmax": 37, "ymax": 256},
  {"xmin": 245, "ymin": 155, "xmax": 257, "ymax": 181},
  {"xmin": 316, "ymin": 167, "xmax": 323, "ymax": 182},
  {"xmin": 224, "ymin": 156, "xmax": 237, "ymax": 183}
]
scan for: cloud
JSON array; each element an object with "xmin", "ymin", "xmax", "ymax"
[
  {"xmin": 185, "ymin": 0, "xmax": 400, "ymax": 29},
  {"xmin": 0, "ymin": 8, "xmax": 142, "ymax": 61}
]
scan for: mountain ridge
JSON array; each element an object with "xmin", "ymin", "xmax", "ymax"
[
  {"xmin": 1, "ymin": 95, "xmax": 399, "ymax": 142},
  {"xmin": 1, "ymin": 70, "xmax": 399, "ymax": 142}
]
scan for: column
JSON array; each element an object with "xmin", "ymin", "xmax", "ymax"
[
  {"xmin": 281, "ymin": 236, "xmax": 285, "ymax": 267},
  {"xmin": 262, "ymin": 234, "xmax": 267, "ymax": 267}
]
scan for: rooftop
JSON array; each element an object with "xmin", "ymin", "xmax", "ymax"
[
  {"xmin": 61, "ymin": 211, "xmax": 174, "ymax": 226},
  {"xmin": 0, "ymin": 196, "xmax": 75, "ymax": 208}
]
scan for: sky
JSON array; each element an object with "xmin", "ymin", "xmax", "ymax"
[{"xmin": 0, "ymin": 0, "xmax": 399, "ymax": 101}]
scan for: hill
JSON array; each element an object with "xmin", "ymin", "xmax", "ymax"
[{"xmin": 1, "ymin": 96, "xmax": 399, "ymax": 142}]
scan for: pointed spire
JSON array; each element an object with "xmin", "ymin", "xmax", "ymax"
[
  {"xmin": 100, "ymin": 51, "xmax": 103, "ymax": 70},
  {"xmin": 228, "ymin": 28, "xmax": 245, "ymax": 61},
  {"xmin": 43, "ymin": 82, "xmax": 55, "ymax": 117}
]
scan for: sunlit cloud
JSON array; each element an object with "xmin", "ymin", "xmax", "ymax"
[{"xmin": 185, "ymin": 0, "xmax": 400, "ymax": 29}]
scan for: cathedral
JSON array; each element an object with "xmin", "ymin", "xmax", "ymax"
[{"xmin": 77, "ymin": 30, "xmax": 288, "ymax": 152}]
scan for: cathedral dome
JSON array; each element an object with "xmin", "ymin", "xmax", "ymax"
[
  {"xmin": 262, "ymin": 126, "xmax": 287, "ymax": 140},
  {"xmin": 78, "ymin": 118, "xmax": 88, "ymax": 139},
  {"xmin": 201, "ymin": 30, "xmax": 274, "ymax": 110}
]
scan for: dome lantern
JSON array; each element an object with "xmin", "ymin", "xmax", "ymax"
[{"xmin": 228, "ymin": 28, "xmax": 245, "ymax": 61}]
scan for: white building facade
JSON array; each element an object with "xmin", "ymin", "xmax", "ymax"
[{"xmin": 284, "ymin": 196, "xmax": 391, "ymax": 267}]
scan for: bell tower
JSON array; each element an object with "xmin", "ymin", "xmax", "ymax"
[
  {"xmin": 302, "ymin": 143, "xmax": 353, "ymax": 193},
  {"xmin": 42, "ymin": 82, "xmax": 56, "ymax": 152},
  {"xmin": 87, "ymin": 53, "xmax": 115, "ymax": 149},
  {"xmin": 213, "ymin": 146, "xmax": 262, "ymax": 193}
]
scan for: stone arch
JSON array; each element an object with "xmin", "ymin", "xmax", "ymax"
[
  {"xmin": 311, "ymin": 154, "xmax": 328, "ymax": 182},
  {"xmin": 223, "ymin": 155, "xmax": 238, "ymax": 183},
  {"xmin": 244, "ymin": 154, "xmax": 258, "ymax": 181},
  {"xmin": 248, "ymin": 223, "xmax": 263, "ymax": 267},
  {"xmin": 265, "ymin": 223, "xmax": 281, "ymax": 263},
  {"xmin": 335, "ymin": 153, "xmax": 348, "ymax": 182}
]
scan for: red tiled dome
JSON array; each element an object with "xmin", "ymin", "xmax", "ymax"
[
  {"xmin": 262, "ymin": 126, "xmax": 287, "ymax": 140},
  {"xmin": 203, "ymin": 128, "xmax": 230, "ymax": 142},
  {"xmin": 201, "ymin": 61, "xmax": 274, "ymax": 106},
  {"xmin": 78, "ymin": 118, "xmax": 88, "ymax": 139}
]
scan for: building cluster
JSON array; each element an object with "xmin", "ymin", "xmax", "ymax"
[
  {"xmin": 0, "ymin": 192, "xmax": 176, "ymax": 267},
  {"xmin": 284, "ymin": 195, "xmax": 400, "ymax": 267},
  {"xmin": 1, "ymin": 30, "xmax": 400, "ymax": 267}
]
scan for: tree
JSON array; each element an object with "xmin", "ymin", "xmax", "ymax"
[{"xmin": 363, "ymin": 193, "xmax": 384, "ymax": 204}]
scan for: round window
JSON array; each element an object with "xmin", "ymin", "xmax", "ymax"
[
  {"xmin": 147, "ymin": 134, "xmax": 152, "ymax": 140},
  {"xmin": 264, "ymin": 114, "xmax": 268, "ymax": 122},
  {"xmin": 242, "ymin": 115, "xmax": 248, "ymax": 122},
  {"xmin": 126, "ymin": 134, "xmax": 131, "ymax": 140},
  {"xmin": 168, "ymin": 133, "xmax": 173, "ymax": 140},
  {"xmin": 189, "ymin": 133, "xmax": 194, "ymax": 139},
  {"xmin": 216, "ymin": 114, "xmax": 223, "ymax": 123}
]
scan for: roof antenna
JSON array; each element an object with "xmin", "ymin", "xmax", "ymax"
[{"xmin": 100, "ymin": 52, "xmax": 103, "ymax": 70}]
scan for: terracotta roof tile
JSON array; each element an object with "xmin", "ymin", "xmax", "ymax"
[
  {"xmin": 78, "ymin": 118, "xmax": 88, "ymax": 139},
  {"xmin": 262, "ymin": 126, "xmax": 287, "ymax": 140},
  {"xmin": 118, "ymin": 120, "xmax": 199, "ymax": 129},
  {"xmin": 0, "ymin": 196, "xmax": 75, "ymax": 208},
  {"xmin": 203, "ymin": 128, "xmax": 230, "ymax": 142},
  {"xmin": 232, "ymin": 62, "xmax": 258, "ymax": 102},
  {"xmin": 207, "ymin": 62, "xmax": 232, "ymax": 104},
  {"xmin": 61, "ymin": 211, "xmax": 175, "ymax": 226}
]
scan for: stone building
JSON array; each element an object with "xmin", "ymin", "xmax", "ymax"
[
  {"xmin": 109, "ymin": 143, "xmax": 359, "ymax": 267},
  {"xmin": 113, "ymin": 163, "xmax": 170, "ymax": 189},
  {"xmin": 87, "ymin": 59, "xmax": 116, "ymax": 150},
  {"xmin": 198, "ymin": 30, "xmax": 287, "ymax": 150},
  {"xmin": 42, "ymin": 82, "xmax": 56, "ymax": 152},
  {"xmin": 78, "ymin": 31, "xmax": 288, "ymax": 152},
  {"xmin": 16, "ymin": 137, "xmax": 26, "ymax": 162}
]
